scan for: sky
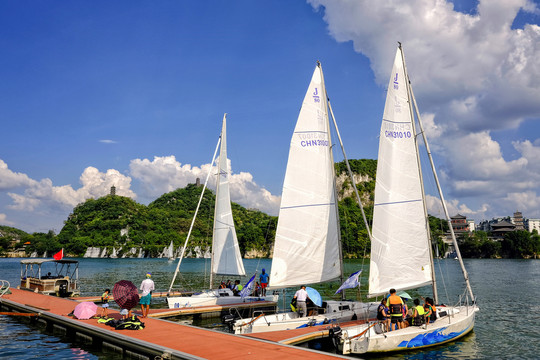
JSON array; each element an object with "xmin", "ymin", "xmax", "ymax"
[{"xmin": 2, "ymin": 0, "xmax": 540, "ymax": 233}]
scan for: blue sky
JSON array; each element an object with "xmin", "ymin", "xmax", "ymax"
[{"xmin": 2, "ymin": 0, "xmax": 540, "ymax": 233}]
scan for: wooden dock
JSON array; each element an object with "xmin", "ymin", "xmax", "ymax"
[
  {"xmin": 0, "ymin": 288, "xmax": 349, "ymax": 359},
  {"xmin": 77, "ymin": 292, "xmax": 277, "ymax": 319}
]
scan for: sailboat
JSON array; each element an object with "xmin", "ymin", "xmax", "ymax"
[
  {"xmin": 167, "ymin": 114, "xmax": 278, "ymax": 308},
  {"xmin": 333, "ymin": 44, "xmax": 478, "ymax": 354},
  {"xmin": 231, "ymin": 63, "xmax": 377, "ymax": 334},
  {"xmin": 165, "ymin": 240, "xmax": 175, "ymax": 261}
]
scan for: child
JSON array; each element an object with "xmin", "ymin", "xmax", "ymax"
[
  {"xmin": 120, "ymin": 308, "xmax": 129, "ymax": 319},
  {"xmin": 101, "ymin": 289, "xmax": 110, "ymax": 318}
]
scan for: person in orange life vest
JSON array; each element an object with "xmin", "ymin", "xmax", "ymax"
[{"xmin": 387, "ymin": 288, "xmax": 404, "ymax": 330}]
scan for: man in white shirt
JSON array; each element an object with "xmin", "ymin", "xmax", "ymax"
[
  {"xmin": 140, "ymin": 272, "xmax": 155, "ymax": 318},
  {"xmin": 293, "ymin": 285, "xmax": 309, "ymax": 317}
]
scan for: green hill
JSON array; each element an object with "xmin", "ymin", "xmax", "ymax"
[{"xmin": 5, "ymin": 159, "xmax": 378, "ymax": 258}]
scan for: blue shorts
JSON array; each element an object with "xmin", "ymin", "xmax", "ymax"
[
  {"xmin": 101, "ymin": 303, "xmax": 109, "ymax": 308},
  {"xmin": 140, "ymin": 294, "xmax": 152, "ymax": 305}
]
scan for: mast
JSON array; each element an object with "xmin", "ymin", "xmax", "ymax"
[
  {"xmin": 327, "ymin": 100, "xmax": 373, "ymax": 300},
  {"xmin": 409, "ymin": 85, "xmax": 475, "ymax": 302},
  {"xmin": 210, "ymin": 114, "xmax": 227, "ymax": 288},
  {"xmin": 399, "ymin": 43, "xmax": 439, "ymax": 303},
  {"xmin": 327, "ymin": 101, "xmax": 373, "ymax": 243},
  {"xmin": 167, "ymin": 136, "xmax": 221, "ymax": 294},
  {"xmin": 318, "ymin": 61, "xmax": 345, "ymax": 291}
]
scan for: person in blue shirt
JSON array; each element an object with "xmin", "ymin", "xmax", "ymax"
[{"xmin": 259, "ymin": 269, "xmax": 269, "ymax": 296}]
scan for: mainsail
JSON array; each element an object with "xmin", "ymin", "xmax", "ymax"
[
  {"xmin": 368, "ymin": 48, "xmax": 432, "ymax": 297},
  {"xmin": 269, "ymin": 63, "xmax": 341, "ymax": 289},
  {"xmin": 211, "ymin": 115, "xmax": 246, "ymax": 278}
]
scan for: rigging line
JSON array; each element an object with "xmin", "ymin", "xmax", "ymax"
[{"xmin": 167, "ymin": 134, "xmax": 222, "ymax": 294}]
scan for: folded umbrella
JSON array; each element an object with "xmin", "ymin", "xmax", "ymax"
[{"xmin": 73, "ymin": 301, "xmax": 98, "ymax": 320}]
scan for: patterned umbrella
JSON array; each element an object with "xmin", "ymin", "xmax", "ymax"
[
  {"xmin": 113, "ymin": 280, "xmax": 139, "ymax": 310},
  {"xmin": 73, "ymin": 301, "xmax": 98, "ymax": 319}
]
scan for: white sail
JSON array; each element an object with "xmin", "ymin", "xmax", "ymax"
[
  {"xmin": 368, "ymin": 48, "xmax": 432, "ymax": 297},
  {"xmin": 211, "ymin": 115, "xmax": 246, "ymax": 277},
  {"xmin": 269, "ymin": 64, "xmax": 341, "ymax": 289}
]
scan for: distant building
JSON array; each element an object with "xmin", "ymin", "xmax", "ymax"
[
  {"xmin": 467, "ymin": 219, "xmax": 475, "ymax": 232},
  {"xmin": 450, "ymin": 214, "xmax": 469, "ymax": 234},
  {"xmin": 110, "ymin": 185, "xmax": 116, "ymax": 196},
  {"xmin": 512, "ymin": 211, "xmax": 525, "ymax": 230},
  {"xmin": 525, "ymin": 218, "xmax": 540, "ymax": 233},
  {"xmin": 490, "ymin": 220, "xmax": 516, "ymax": 240}
]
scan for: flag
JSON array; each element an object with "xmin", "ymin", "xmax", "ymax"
[
  {"xmin": 53, "ymin": 249, "xmax": 64, "ymax": 260},
  {"xmin": 334, "ymin": 270, "xmax": 362, "ymax": 294},
  {"xmin": 239, "ymin": 274, "xmax": 256, "ymax": 299}
]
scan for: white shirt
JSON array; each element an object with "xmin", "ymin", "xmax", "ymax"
[
  {"xmin": 140, "ymin": 278, "xmax": 155, "ymax": 297},
  {"xmin": 294, "ymin": 288, "xmax": 308, "ymax": 302}
]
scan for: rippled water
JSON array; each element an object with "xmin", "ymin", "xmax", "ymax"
[{"xmin": 0, "ymin": 258, "xmax": 538, "ymax": 359}]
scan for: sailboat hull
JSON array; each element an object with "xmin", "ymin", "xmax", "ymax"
[
  {"xmin": 167, "ymin": 289, "xmax": 278, "ymax": 308},
  {"xmin": 339, "ymin": 305, "xmax": 478, "ymax": 354},
  {"xmin": 233, "ymin": 300, "xmax": 378, "ymax": 334}
]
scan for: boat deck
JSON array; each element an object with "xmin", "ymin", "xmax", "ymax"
[
  {"xmin": 246, "ymin": 318, "xmax": 373, "ymax": 345},
  {"xmin": 0, "ymin": 288, "xmax": 347, "ymax": 359}
]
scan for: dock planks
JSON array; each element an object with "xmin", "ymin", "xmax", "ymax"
[{"xmin": 1, "ymin": 288, "xmax": 348, "ymax": 359}]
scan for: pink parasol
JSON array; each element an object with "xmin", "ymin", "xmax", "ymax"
[{"xmin": 73, "ymin": 301, "xmax": 98, "ymax": 319}]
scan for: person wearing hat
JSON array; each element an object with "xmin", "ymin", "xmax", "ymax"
[
  {"xmin": 139, "ymin": 272, "xmax": 155, "ymax": 318},
  {"xmin": 259, "ymin": 268, "xmax": 269, "ymax": 296}
]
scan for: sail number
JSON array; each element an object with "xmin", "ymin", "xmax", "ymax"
[
  {"xmin": 385, "ymin": 130, "xmax": 412, "ymax": 139},
  {"xmin": 301, "ymin": 139, "xmax": 329, "ymax": 147}
]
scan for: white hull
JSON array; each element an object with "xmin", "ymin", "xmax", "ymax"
[
  {"xmin": 339, "ymin": 305, "xmax": 478, "ymax": 354},
  {"xmin": 167, "ymin": 288, "xmax": 278, "ymax": 308},
  {"xmin": 233, "ymin": 300, "xmax": 378, "ymax": 334}
]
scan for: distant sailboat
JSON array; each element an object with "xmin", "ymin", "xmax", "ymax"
[
  {"xmin": 232, "ymin": 63, "xmax": 377, "ymax": 334},
  {"xmin": 165, "ymin": 240, "xmax": 175, "ymax": 261},
  {"xmin": 167, "ymin": 114, "xmax": 277, "ymax": 308},
  {"xmin": 334, "ymin": 44, "xmax": 478, "ymax": 354}
]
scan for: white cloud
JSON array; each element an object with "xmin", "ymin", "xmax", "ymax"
[
  {"xmin": 0, "ymin": 160, "xmax": 36, "ymax": 190},
  {"xmin": 309, "ymin": 0, "xmax": 540, "ymax": 221},
  {"xmin": 0, "ymin": 213, "xmax": 15, "ymax": 226},
  {"xmin": 6, "ymin": 165, "xmax": 134, "ymax": 211},
  {"xmin": 130, "ymin": 155, "xmax": 280, "ymax": 215},
  {"xmin": 99, "ymin": 139, "xmax": 117, "ymax": 144}
]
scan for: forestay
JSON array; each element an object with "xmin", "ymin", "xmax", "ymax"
[
  {"xmin": 368, "ymin": 49, "xmax": 432, "ymax": 297},
  {"xmin": 269, "ymin": 64, "xmax": 341, "ymax": 289},
  {"xmin": 211, "ymin": 115, "xmax": 245, "ymax": 277}
]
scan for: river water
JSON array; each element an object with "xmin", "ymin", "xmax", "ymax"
[{"xmin": 0, "ymin": 257, "xmax": 538, "ymax": 359}]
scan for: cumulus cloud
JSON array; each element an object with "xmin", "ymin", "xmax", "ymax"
[
  {"xmin": 130, "ymin": 155, "xmax": 280, "ymax": 214},
  {"xmin": 99, "ymin": 139, "xmax": 117, "ymax": 144},
  {"xmin": 0, "ymin": 160, "xmax": 36, "ymax": 190},
  {"xmin": 309, "ymin": 0, "xmax": 540, "ymax": 220},
  {"xmin": 5, "ymin": 165, "xmax": 134, "ymax": 211},
  {"xmin": 0, "ymin": 213, "xmax": 15, "ymax": 226}
]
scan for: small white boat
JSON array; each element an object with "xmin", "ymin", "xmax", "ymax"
[{"xmin": 333, "ymin": 44, "xmax": 478, "ymax": 355}]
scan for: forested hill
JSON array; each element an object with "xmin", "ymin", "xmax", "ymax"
[{"xmin": 3, "ymin": 159, "xmax": 378, "ymax": 258}]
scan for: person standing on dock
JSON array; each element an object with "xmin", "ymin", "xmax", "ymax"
[
  {"xmin": 139, "ymin": 272, "xmax": 155, "ymax": 318},
  {"xmin": 100, "ymin": 288, "xmax": 110, "ymax": 318}
]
